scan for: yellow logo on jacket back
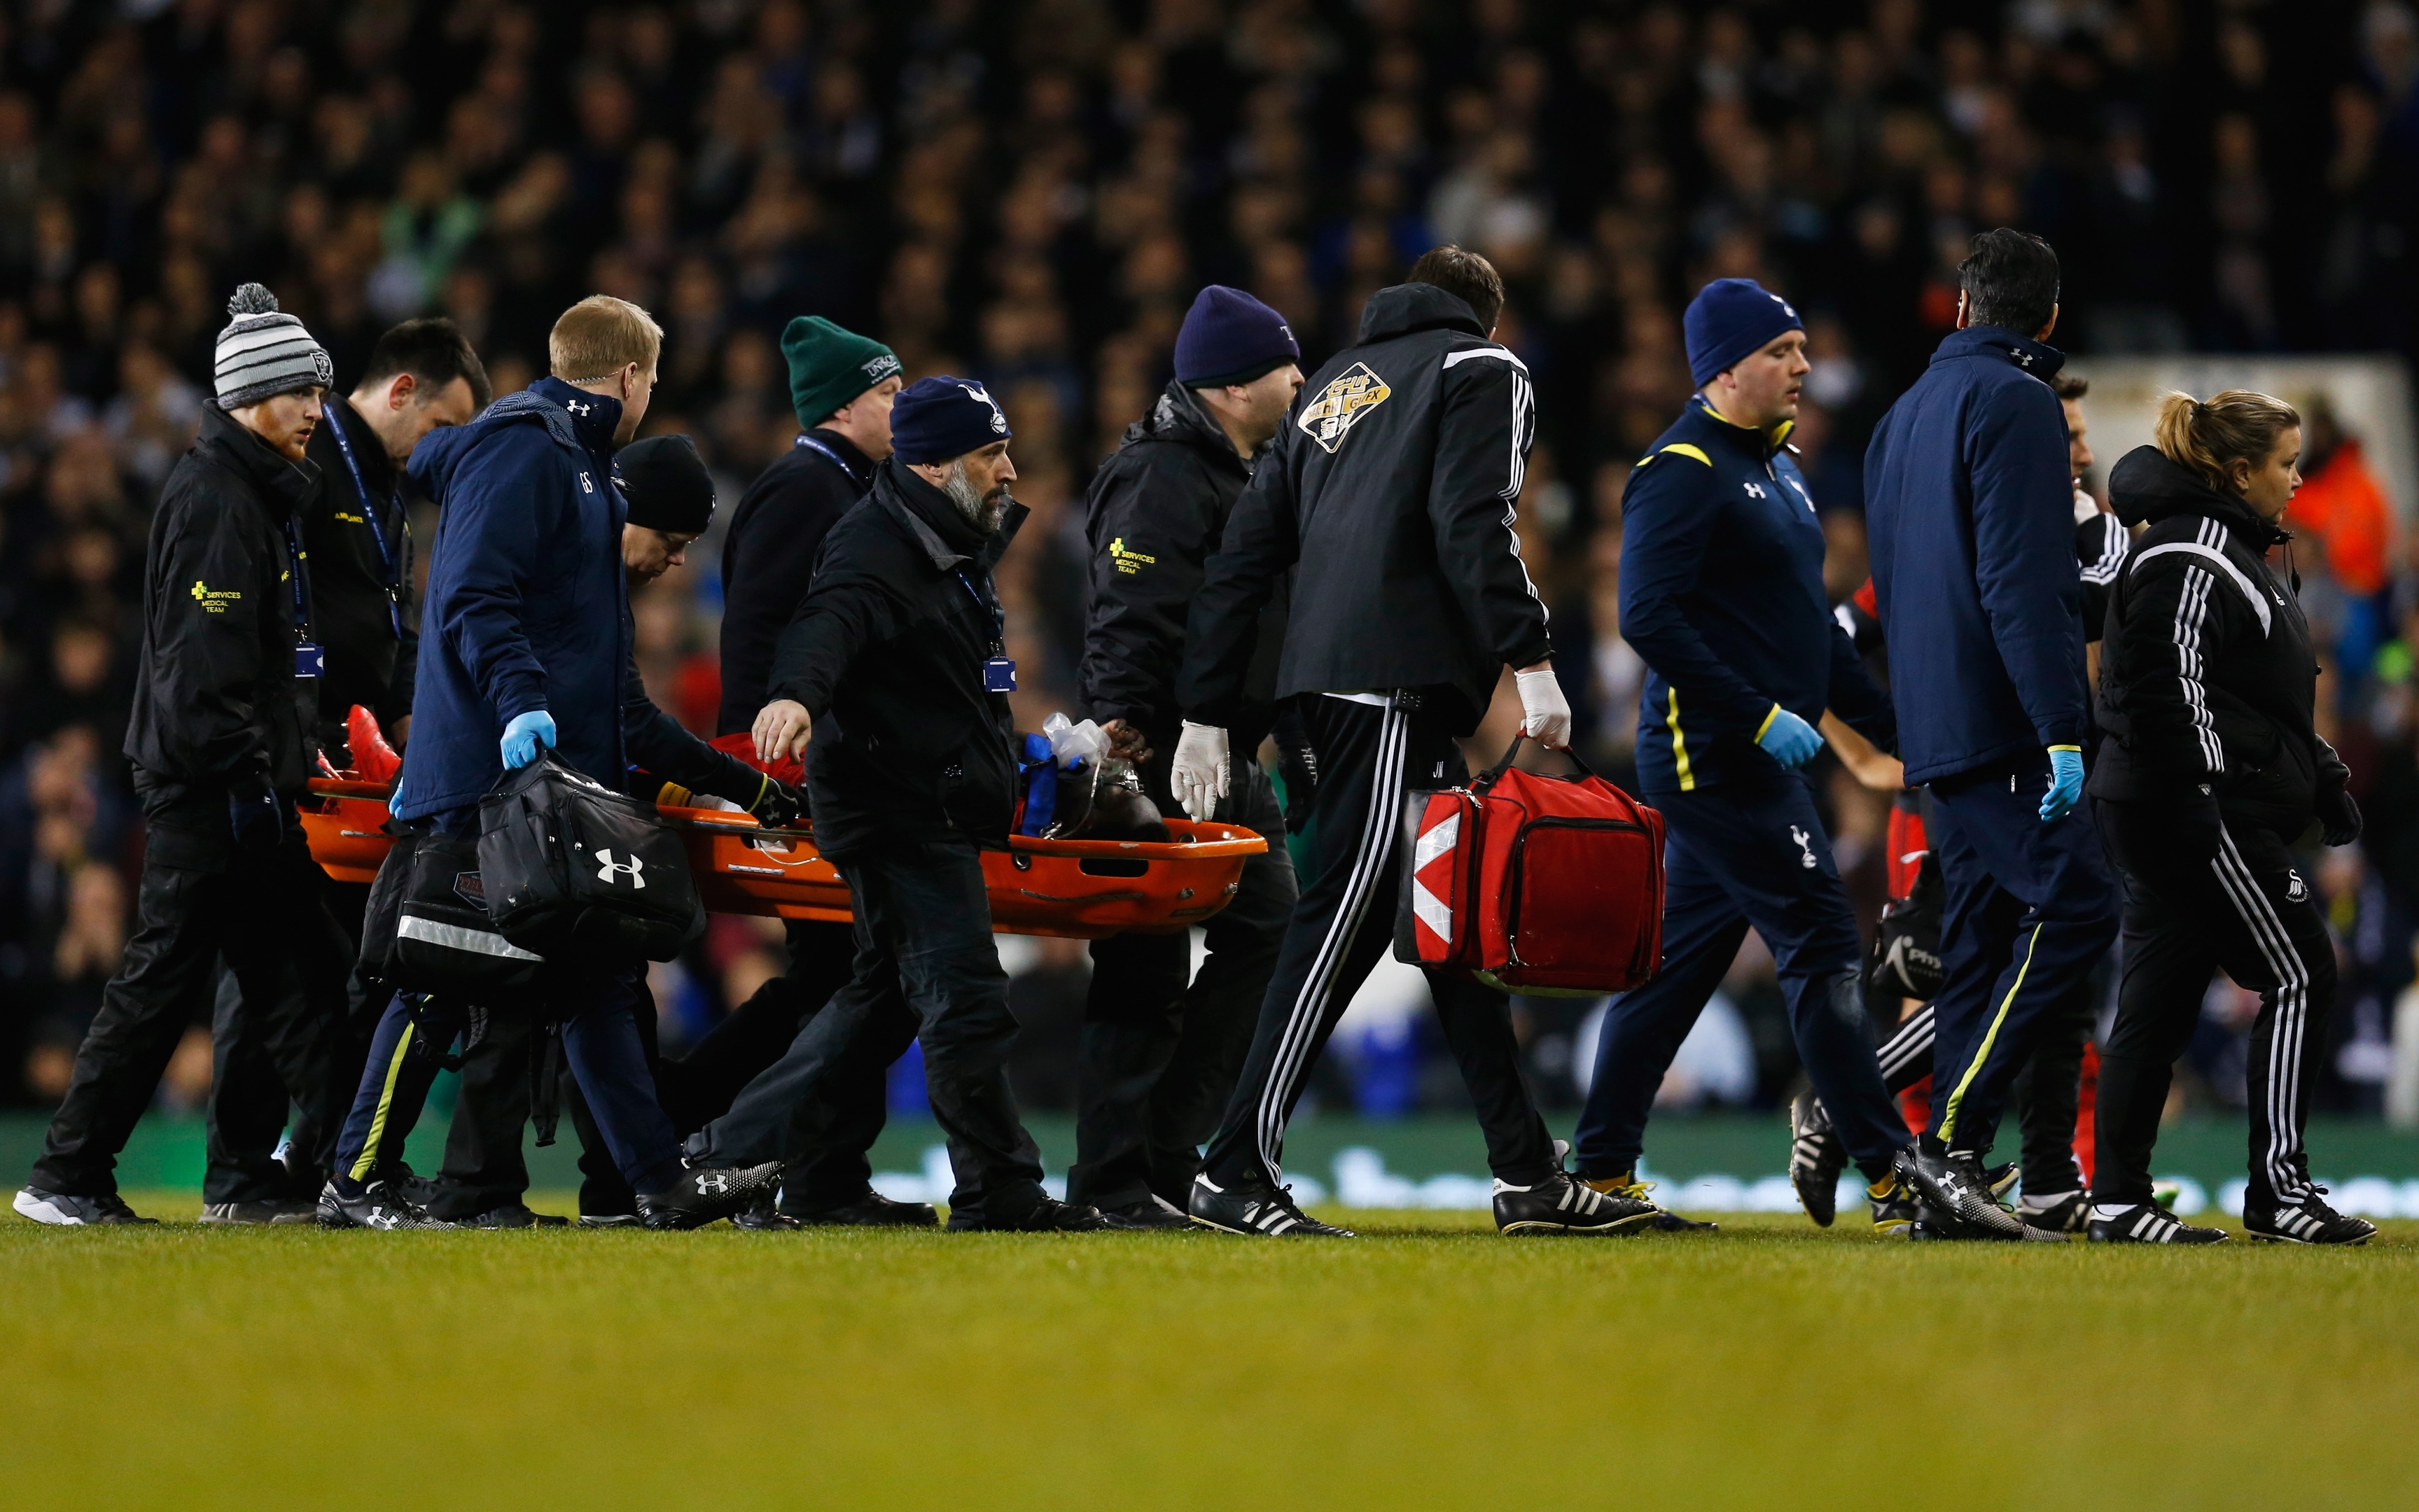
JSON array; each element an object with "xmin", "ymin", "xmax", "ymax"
[{"xmin": 1297, "ymin": 362, "xmax": 1391, "ymax": 454}]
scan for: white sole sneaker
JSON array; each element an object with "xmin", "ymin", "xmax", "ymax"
[{"xmin": 15, "ymin": 1187, "xmax": 84, "ymax": 1225}]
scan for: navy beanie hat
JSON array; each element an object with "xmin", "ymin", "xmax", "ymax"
[
  {"xmin": 1174, "ymin": 286, "xmax": 1300, "ymax": 387},
  {"xmin": 1683, "ymin": 278, "xmax": 1804, "ymax": 388},
  {"xmin": 614, "ymin": 434, "xmax": 716, "ymax": 535},
  {"xmin": 890, "ymin": 376, "xmax": 1012, "ymax": 465}
]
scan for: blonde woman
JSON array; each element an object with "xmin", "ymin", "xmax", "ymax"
[{"xmin": 2086, "ymin": 391, "xmax": 2372, "ymax": 1245}]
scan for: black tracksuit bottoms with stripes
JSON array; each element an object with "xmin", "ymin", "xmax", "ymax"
[
  {"xmin": 2092, "ymin": 799, "xmax": 2336, "ymax": 1208},
  {"xmin": 1198, "ymin": 693, "xmax": 1557, "ymax": 1191}
]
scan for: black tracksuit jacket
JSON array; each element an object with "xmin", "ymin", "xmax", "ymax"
[
  {"xmin": 716, "ymin": 428, "xmax": 874, "ymax": 736},
  {"xmin": 766, "ymin": 458, "xmax": 1029, "ymax": 860},
  {"xmin": 125, "ymin": 403, "xmax": 323, "ymax": 804},
  {"xmin": 300, "ymin": 393, "xmax": 416, "ymax": 740},
  {"xmin": 1178, "ymin": 283, "xmax": 1552, "ymax": 734},
  {"xmin": 2089, "ymin": 445, "xmax": 2347, "ymax": 841},
  {"xmin": 1080, "ymin": 378, "xmax": 1287, "ymax": 755}
]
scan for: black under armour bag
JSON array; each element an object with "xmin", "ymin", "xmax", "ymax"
[
  {"xmin": 358, "ymin": 825, "xmax": 547, "ymax": 1005},
  {"xmin": 477, "ymin": 750, "xmax": 703, "ymax": 963}
]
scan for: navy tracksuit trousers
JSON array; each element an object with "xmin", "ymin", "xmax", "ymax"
[
  {"xmin": 1923, "ymin": 751, "xmax": 2119, "ymax": 1154},
  {"xmin": 1573, "ymin": 767, "xmax": 1907, "ymax": 1181}
]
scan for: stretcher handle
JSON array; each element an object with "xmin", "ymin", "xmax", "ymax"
[{"xmin": 1474, "ymin": 734, "xmax": 1597, "ymax": 790}]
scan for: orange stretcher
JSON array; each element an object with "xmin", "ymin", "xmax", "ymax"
[{"xmin": 298, "ymin": 777, "xmax": 1267, "ymax": 940}]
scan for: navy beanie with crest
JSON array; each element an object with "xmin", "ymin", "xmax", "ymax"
[
  {"xmin": 1683, "ymin": 278, "xmax": 1805, "ymax": 388},
  {"xmin": 1174, "ymin": 286, "xmax": 1300, "ymax": 387},
  {"xmin": 889, "ymin": 376, "xmax": 1012, "ymax": 465}
]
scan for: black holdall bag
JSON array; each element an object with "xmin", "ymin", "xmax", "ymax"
[
  {"xmin": 1867, "ymin": 849, "xmax": 1944, "ymax": 1002},
  {"xmin": 477, "ymin": 750, "xmax": 704, "ymax": 963},
  {"xmin": 358, "ymin": 822, "xmax": 547, "ymax": 1004}
]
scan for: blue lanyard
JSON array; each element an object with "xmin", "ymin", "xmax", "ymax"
[
  {"xmin": 325, "ymin": 407, "xmax": 404, "ymax": 638},
  {"xmin": 956, "ymin": 570, "xmax": 1004, "ymax": 652},
  {"xmin": 282, "ymin": 516, "xmax": 312, "ymax": 635},
  {"xmin": 794, "ymin": 430, "xmax": 866, "ymax": 486}
]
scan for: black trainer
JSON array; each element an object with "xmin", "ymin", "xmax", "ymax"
[
  {"xmin": 1099, "ymin": 1197, "xmax": 1197, "ymax": 1231},
  {"xmin": 2086, "ymin": 1202, "xmax": 2226, "ymax": 1245},
  {"xmin": 315, "ymin": 1180, "xmax": 456, "ymax": 1230},
  {"xmin": 2018, "ymin": 1190, "xmax": 2089, "ymax": 1233},
  {"xmin": 13, "ymin": 1186, "xmax": 158, "ymax": 1226},
  {"xmin": 1188, "ymin": 1173, "xmax": 1355, "ymax": 1237},
  {"xmin": 944, "ymin": 1205, "xmax": 987, "ymax": 1233},
  {"xmin": 1579, "ymin": 1171, "xmax": 1717, "ymax": 1231},
  {"xmin": 578, "ymin": 1212, "xmax": 641, "ymax": 1228},
  {"xmin": 463, "ymin": 1204, "xmax": 569, "ymax": 1229},
  {"xmin": 1868, "ymin": 1174, "xmax": 1920, "ymax": 1236},
  {"xmin": 790, "ymin": 1189, "xmax": 940, "ymax": 1228},
  {"xmin": 635, "ymin": 1161, "xmax": 783, "ymax": 1230},
  {"xmin": 1495, "ymin": 1171, "xmax": 1659, "ymax": 1236},
  {"xmin": 1894, "ymin": 1147, "xmax": 2032, "ymax": 1241},
  {"xmin": 198, "ymin": 1198, "xmax": 316, "ymax": 1225},
  {"xmin": 999, "ymin": 1196, "xmax": 1111, "ymax": 1232},
  {"xmin": 1788, "ymin": 1092, "xmax": 1847, "ymax": 1226},
  {"xmin": 2243, "ymin": 1191, "xmax": 2377, "ymax": 1246}
]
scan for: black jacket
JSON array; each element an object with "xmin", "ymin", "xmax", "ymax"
[
  {"xmin": 2089, "ymin": 445, "xmax": 2345, "ymax": 839},
  {"xmin": 717, "ymin": 428, "xmax": 874, "ymax": 735},
  {"xmin": 1080, "ymin": 379, "xmax": 1286, "ymax": 755},
  {"xmin": 302, "ymin": 393, "xmax": 418, "ymax": 741},
  {"xmin": 767, "ymin": 458, "xmax": 1029, "ymax": 860},
  {"xmin": 125, "ymin": 403, "xmax": 323, "ymax": 800},
  {"xmin": 1178, "ymin": 283, "xmax": 1552, "ymax": 734}
]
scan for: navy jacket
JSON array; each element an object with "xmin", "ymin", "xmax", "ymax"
[
  {"xmin": 393, "ymin": 377, "xmax": 630, "ymax": 820},
  {"xmin": 1863, "ymin": 326, "xmax": 2087, "ymax": 785},
  {"xmin": 1621, "ymin": 397, "xmax": 1894, "ymax": 794}
]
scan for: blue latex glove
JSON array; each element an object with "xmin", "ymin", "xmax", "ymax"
[
  {"xmin": 501, "ymin": 709, "xmax": 557, "ymax": 770},
  {"xmin": 1757, "ymin": 706, "xmax": 1824, "ymax": 769},
  {"xmin": 2040, "ymin": 746, "xmax": 2084, "ymax": 822}
]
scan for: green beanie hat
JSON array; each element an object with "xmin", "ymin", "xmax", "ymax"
[{"xmin": 782, "ymin": 315, "xmax": 902, "ymax": 428}]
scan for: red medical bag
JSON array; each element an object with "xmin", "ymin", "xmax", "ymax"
[{"xmin": 1393, "ymin": 738, "xmax": 1666, "ymax": 995}]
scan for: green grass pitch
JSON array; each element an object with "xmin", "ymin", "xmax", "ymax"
[{"xmin": 4, "ymin": 1200, "xmax": 2414, "ymax": 1510}]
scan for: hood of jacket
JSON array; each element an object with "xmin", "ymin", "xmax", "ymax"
[
  {"xmin": 1355, "ymin": 282, "xmax": 1489, "ymax": 345},
  {"xmin": 197, "ymin": 402, "xmax": 320, "ymax": 521},
  {"xmin": 1120, "ymin": 378, "xmax": 1253, "ymax": 475},
  {"xmin": 875, "ymin": 455, "xmax": 1002, "ymax": 568},
  {"xmin": 1928, "ymin": 323, "xmax": 2066, "ymax": 382},
  {"xmin": 407, "ymin": 376, "xmax": 620, "ymax": 507},
  {"xmin": 2108, "ymin": 444, "xmax": 2289, "ymax": 550}
]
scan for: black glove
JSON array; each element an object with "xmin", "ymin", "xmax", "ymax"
[
  {"xmin": 2320, "ymin": 785, "xmax": 2363, "ymax": 848},
  {"xmin": 227, "ymin": 772, "xmax": 283, "ymax": 856},
  {"xmin": 745, "ymin": 773, "xmax": 804, "ymax": 828}
]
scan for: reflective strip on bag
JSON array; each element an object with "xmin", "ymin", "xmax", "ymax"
[{"xmin": 396, "ymin": 913, "xmax": 544, "ymax": 961}]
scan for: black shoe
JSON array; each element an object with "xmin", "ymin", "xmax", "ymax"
[
  {"xmin": 1099, "ymin": 1197, "xmax": 1198, "ymax": 1230},
  {"xmin": 1869, "ymin": 1174, "xmax": 1921, "ymax": 1236},
  {"xmin": 732, "ymin": 1198, "xmax": 798, "ymax": 1231},
  {"xmin": 1000, "ymin": 1197, "xmax": 1110, "ymax": 1232},
  {"xmin": 2086, "ymin": 1201, "xmax": 2226, "ymax": 1245},
  {"xmin": 2018, "ymin": 1189, "xmax": 2090, "ymax": 1233},
  {"xmin": 463, "ymin": 1205, "xmax": 569, "ymax": 1229},
  {"xmin": 198, "ymin": 1198, "xmax": 317, "ymax": 1225},
  {"xmin": 944, "ymin": 1205, "xmax": 987, "ymax": 1233},
  {"xmin": 1188, "ymin": 1173, "xmax": 1355, "ymax": 1237},
  {"xmin": 315, "ymin": 1180, "xmax": 455, "ymax": 1230},
  {"xmin": 1789, "ymin": 1092, "xmax": 1846, "ymax": 1226},
  {"xmin": 789, "ymin": 1190, "xmax": 941, "ymax": 1228},
  {"xmin": 635, "ymin": 1162, "xmax": 783, "ymax": 1231},
  {"xmin": 1580, "ymin": 1171, "xmax": 1717, "ymax": 1231},
  {"xmin": 1985, "ymin": 1161, "xmax": 2020, "ymax": 1201},
  {"xmin": 1893, "ymin": 1147, "xmax": 2030, "ymax": 1241},
  {"xmin": 2243, "ymin": 1191, "xmax": 2377, "ymax": 1246},
  {"xmin": 577, "ymin": 1212, "xmax": 642, "ymax": 1228},
  {"xmin": 14, "ymin": 1186, "xmax": 158, "ymax": 1226},
  {"xmin": 1494, "ymin": 1170, "xmax": 1659, "ymax": 1236}
]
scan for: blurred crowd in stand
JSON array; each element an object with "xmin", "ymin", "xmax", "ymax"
[{"xmin": 4, "ymin": 0, "xmax": 2419, "ymax": 1129}]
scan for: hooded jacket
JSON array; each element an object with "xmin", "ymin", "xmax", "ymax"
[
  {"xmin": 767, "ymin": 458, "xmax": 1029, "ymax": 860},
  {"xmin": 2088, "ymin": 445, "xmax": 2345, "ymax": 840},
  {"xmin": 1080, "ymin": 377, "xmax": 1287, "ymax": 755},
  {"xmin": 125, "ymin": 402, "xmax": 323, "ymax": 802},
  {"xmin": 716, "ymin": 426, "xmax": 874, "ymax": 734},
  {"xmin": 1178, "ymin": 283, "xmax": 1551, "ymax": 734},
  {"xmin": 1863, "ymin": 325, "xmax": 2088, "ymax": 785},
  {"xmin": 1621, "ymin": 396, "xmax": 1895, "ymax": 794},
  {"xmin": 302, "ymin": 391, "xmax": 417, "ymax": 741},
  {"xmin": 391, "ymin": 377, "xmax": 630, "ymax": 821}
]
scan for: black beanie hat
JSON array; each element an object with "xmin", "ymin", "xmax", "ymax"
[{"xmin": 614, "ymin": 434, "xmax": 716, "ymax": 534}]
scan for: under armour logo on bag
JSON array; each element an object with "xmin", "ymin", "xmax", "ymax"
[
  {"xmin": 595, "ymin": 850, "xmax": 647, "ymax": 888},
  {"xmin": 1789, "ymin": 825, "xmax": 1818, "ymax": 869},
  {"xmin": 1744, "ymin": 482, "xmax": 1766, "ymax": 498}
]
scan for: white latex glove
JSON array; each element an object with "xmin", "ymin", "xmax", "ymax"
[
  {"xmin": 1171, "ymin": 720, "xmax": 1230, "ymax": 822},
  {"xmin": 1515, "ymin": 666, "xmax": 1572, "ymax": 749}
]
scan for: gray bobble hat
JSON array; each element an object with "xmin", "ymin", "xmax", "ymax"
[{"xmin": 214, "ymin": 283, "xmax": 335, "ymax": 408}]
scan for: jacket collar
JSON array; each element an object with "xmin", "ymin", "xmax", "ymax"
[
  {"xmin": 1689, "ymin": 395, "xmax": 1792, "ymax": 458},
  {"xmin": 324, "ymin": 392, "xmax": 397, "ymax": 491},
  {"xmin": 876, "ymin": 456, "xmax": 996, "ymax": 570},
  {"xmin": 1131, "ymin": 379, "xmax": 1252, "ymax": 474},
  {"xmin": 1930, "ymin": 324, "xmax": 2066, "ymax": 380},
  {"xmin": 802, "ymin": 426, "xmax": 874, "ymax": 484},
  {"xmin": 1355, "ymin": 282, "xmax": 1488, "ymax": 344},
  {"xmin": 2107, "ymin": 444, "xmax": 2290, "ymax": 550},
  {"xmin": 199, "ymin": 402, "xmax": 321, "ymax": 520},
  {"xmin": 529, "ymin": 375, "xmax": 624, "ymax": 458}
]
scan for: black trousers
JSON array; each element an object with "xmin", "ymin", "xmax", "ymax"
[
  {"xmin": 1200, "ymin": 694, "xmax": 1556, "ymax": 1191},
  {"xmin": 1868, "ymin": 978, "xmax": 2098, "ymax": 1194},
  {"xmin": 2093, "ymin": 799, "xmax": 2336, "ymax": 1208},
  {"xmin": 211, "ymin": 879, "xmax": 375, "ymax": 1194},
  {"xmin": 32, "ymin": 804, "xmax": 354, "ymax": 1203},
  {"xmin": 1073, "ymin": 760, "xmax": 1297, "ymax": 1211}
]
